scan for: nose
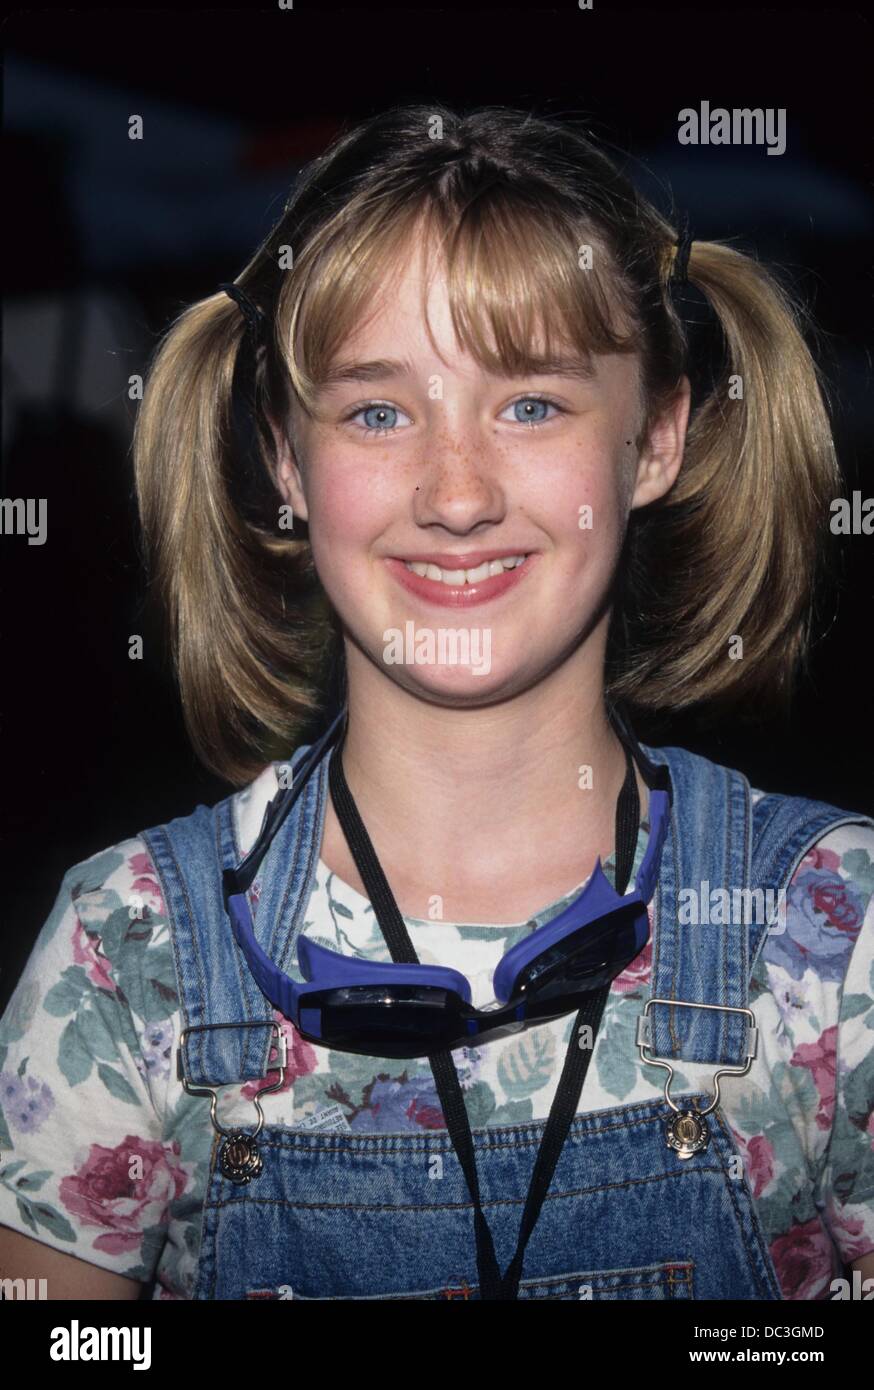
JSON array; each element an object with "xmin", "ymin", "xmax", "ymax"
[{"xmin": 411, "ymin": 423, "xmax": 507, "ymax": 532}]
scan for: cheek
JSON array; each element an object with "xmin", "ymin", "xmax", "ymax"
[
  {"xmin": 306, "ymin": 455, "xmax": 373, "ymax": 536},
  {"xmin": 533, "ymin": 438, "xmax": 629, "ymax": 563},
  {"xmin": 304, "ymin": 453, "xmax": 393, "ymax": 583}
]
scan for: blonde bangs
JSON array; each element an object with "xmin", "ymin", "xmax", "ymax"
[{"xmin": 279, "ymin": 187, "xmax": 641, "ymax": 419}]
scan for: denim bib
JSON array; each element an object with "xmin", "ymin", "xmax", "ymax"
[{"xmin": 142, "ymin": 740, "xmax": 872, "ymax": 1300}]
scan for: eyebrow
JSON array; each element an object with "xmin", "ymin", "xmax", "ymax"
[{"xmin": 317, "ymin": 354, "xmax": 597, "ymax": 388}]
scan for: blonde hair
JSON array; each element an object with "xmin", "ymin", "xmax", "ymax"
[{"xmin": 133, "ymin": 103, "xmax": 842, "ymax": 784}]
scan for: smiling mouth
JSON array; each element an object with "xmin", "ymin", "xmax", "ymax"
[
  {"xmin": 383, "ymin": 553, "xmax": 538, "ymax": 607},
  {"xmin": 400, "ymin": 554, "xmax": 530, "ymax": 587}
]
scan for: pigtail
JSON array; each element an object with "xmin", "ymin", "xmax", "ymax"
[
  {"xmin": 611, "ymin": 239, "xmax": 842, "ymax": 719},
  {"xmin": 132, "ymin": 290, "xmax": 332, "ymax": 785}
]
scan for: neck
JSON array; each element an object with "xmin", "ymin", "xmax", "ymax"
[{"xmin": 332, "ymin": 644, "xmax": 648, "ymax": 893}]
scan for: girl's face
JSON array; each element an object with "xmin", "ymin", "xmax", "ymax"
[{"xmin": 274, "ymin": 231, "xmax": 689, "ymax": 704}]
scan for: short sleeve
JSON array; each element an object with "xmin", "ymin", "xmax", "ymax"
[
  {"xmin": 0, "ymin": 838, "xmax": 187, "ymax": 1285},
  {"xmin": 814, "ymin": 828, "xmax": 874, "ymax": 1264}
]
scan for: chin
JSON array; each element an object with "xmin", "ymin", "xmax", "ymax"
[{"xmin": 390, "ymin": 665, "xmax": 527, "ymax": 707}]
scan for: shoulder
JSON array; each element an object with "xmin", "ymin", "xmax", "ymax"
[
  {"xmin": 19, "ymin": 833, "xmax": 165, "ymax": 965},
  {"xmin": 757, "ymin": 809, "xmax": 874, "ymax": 988},
  {"xmin": 122, "ymin": 752, "xmax": 283, "ymax": 914},
  {"xmin": 134, "ymin": 759, "xmax": 287, "ymax": 869},
  {"xmin": 642, "ymin": 735, "xmax": 874, "ymax": 979},
  {"xmin": 645, "ymin": 738, "xmax": 873, "ymax": 841},
  {"xmin": 1, "ymin": 830, "xmax": 175, "ymax": 1069},
  {"xmin": 643, "ymin": 738, "xmax": 874, "ymax": 969},
  {"xmin": 747, "ymin": 794, "xmax": 874, "ymax": 1168},
  {"xmin": 2, "ymin": 756, "xmax": 286, "ymax": 1062}
]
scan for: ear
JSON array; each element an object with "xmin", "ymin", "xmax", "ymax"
[
  {"xmin": 631, "ymin": 376, "xmax": 691, "ymax": 510},
  {"xmin": 268, "ymin": 414, "xmax": 309, "ymax": 523}
]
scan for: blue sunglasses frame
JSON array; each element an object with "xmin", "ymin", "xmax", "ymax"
[{"xmin": 221, "ymin": 706, "xmax": 672, "ymax": 1057}]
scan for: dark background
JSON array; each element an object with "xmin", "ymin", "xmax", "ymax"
[{"xmin": 2, "ymin": 5, "xmax": 872, "ymax": 1011}]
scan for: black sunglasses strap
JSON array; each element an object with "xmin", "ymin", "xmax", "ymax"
[
  {"xmin": 328, "ymin": 721, "xmax": 640, "ymax": 1301},
  {"xmin": 492, "ymin": 751, "xmax": 636, "ymax": 1299},
  {"xmin": 327, "ymin": 739, "xmax": 505, "ymax": 1296}
]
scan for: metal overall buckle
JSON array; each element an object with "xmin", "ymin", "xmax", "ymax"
[
  {"xmin": 177, "ymin": 1021, "xmax": 287, "ymax": 1184},
  {"xmin": 636, "ymin": 999, "xmax": 758, "ymax": 1159}
]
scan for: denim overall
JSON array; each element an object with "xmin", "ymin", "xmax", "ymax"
[{"xmin": 141, "ymin": 739, "xmax": 871, "ymax": 1301}]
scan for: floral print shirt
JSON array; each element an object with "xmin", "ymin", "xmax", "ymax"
[{"xmin": 1, "ymin": 759, "xmax": 873, "ymax": 1301}]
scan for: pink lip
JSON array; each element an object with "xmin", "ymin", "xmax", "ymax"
[{"xmin": 384, "ymin": 554, "xmax": 539, "ymax": 608}]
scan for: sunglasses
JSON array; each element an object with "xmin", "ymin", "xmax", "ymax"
[{"xmin": 222, "ymin": 706, "xmax": 672, "ymax": 1060}]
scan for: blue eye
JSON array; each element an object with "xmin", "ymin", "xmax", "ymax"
[
  {"xmin": 346, "ymin": 403, "xmax": 409, "ymax": 437},
  {"xmin": 503, "ymin": 395, "xmax": 564, "ymax": 427}
]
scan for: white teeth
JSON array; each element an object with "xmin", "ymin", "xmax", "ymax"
[{"xmin": 403, "ymin": 555, "xmax": 528, "ymax": 585}]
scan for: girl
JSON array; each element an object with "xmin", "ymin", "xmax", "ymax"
[{"xmin": 1, "ymin": 104, "xmax": 872, "ymax": 1302}]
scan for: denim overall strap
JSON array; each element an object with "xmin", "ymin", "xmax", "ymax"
[
  {"xmin": 140, "ymin": 739, "xmax": 329, "ymax": 1087},
  {"xmin": 639, "ymin": 741, "xmax": 873, "ymax": 1068},
  {"xmin": 141, "ymin": 798, "xmax": 269, "ymax": 1087},
  {"xmin": 638, "ymin": 741, "xmax": 751, "ymax": 1065}
]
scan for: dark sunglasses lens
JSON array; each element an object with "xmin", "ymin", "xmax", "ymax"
[
  {"xmin": 309, "ymin": 985, "xmax": 466, "ymax": 1058},
  {"xmin": 514, "ymin": 909, "xmax": 643, "ymax": 1018}
]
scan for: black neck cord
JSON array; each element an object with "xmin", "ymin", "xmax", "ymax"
[{"xmin": 328, "ymin": 727, "xmax": 640, "ymax": 1301}]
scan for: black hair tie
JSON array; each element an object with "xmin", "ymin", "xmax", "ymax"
[
  {"xmin": 218, "ymin": 281, "xmax": 266, "ymax": 339},
  {"xmin": 671, "ymin": 212, "xmax": 693, "ymax": 285}
]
